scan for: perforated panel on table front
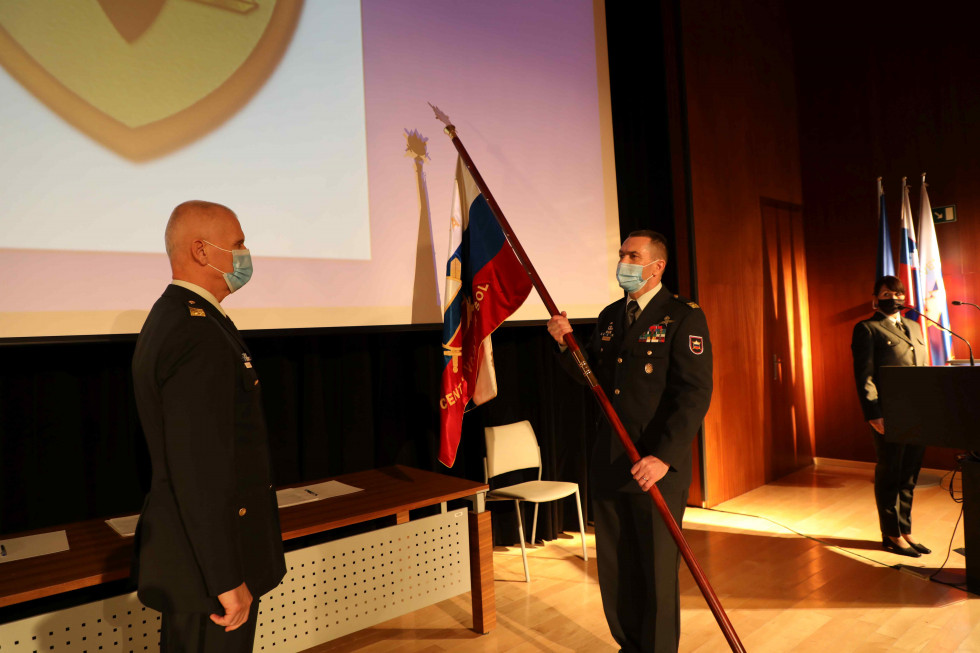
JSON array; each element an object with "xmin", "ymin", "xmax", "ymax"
[
  {"xmin": 256, "ymin": 509, "xmax": 470, "ymax": 650},
  {"xmin": 0, "ymin": 510, "xmax": 471, "ymax": 652},
  {"xmin": 0, "ymin": 597, "xmax": 160, "ymax": 653}
]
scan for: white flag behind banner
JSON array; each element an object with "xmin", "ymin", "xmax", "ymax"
[
  {"xmin": 899, "ymin": 179, "xmax": 927, "ymax": 348},
  {"xmin": 917, "ymin": 175, "xmax": 953, "ymax": 365}
]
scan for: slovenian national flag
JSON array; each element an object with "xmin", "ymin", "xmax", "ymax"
[
  {"xmin": 918, "ymin": 175, "xmax": 952, "ymax": 365},
  {"xmin": 439, "ymin": 156, "xmax": 532, "ymax": 467},
  {"xmin": 899, "ymin": 178, "xmax": 927, "ymax": 350},
  {"xmin": 876, "ymin": 178, "xmax": 896, "ymax": 279}
]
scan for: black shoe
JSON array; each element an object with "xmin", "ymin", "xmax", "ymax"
[
  {"xmin": 903, "ymin": 539, "xmax": 931, "ymax": 554},
  {"xmin": 882, "ymin": 536, "xmax": 921, "ymax": 557}
]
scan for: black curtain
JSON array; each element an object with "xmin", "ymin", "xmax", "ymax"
[
  {"xmin": 605, "ymin": 0, "xmax": 679, "ymax": 289},
  {"xmin": 0, "ymin": 323, "xmax": 599, "ymax": 548}
]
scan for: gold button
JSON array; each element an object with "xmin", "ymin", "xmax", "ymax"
[
  {"xmin": 614, "ymin": 389, "xmax": 621, "ymax": 395},
  {"xmin": 238, "ymin": 508, "xmax": 247, "ymax": 517},
  {"xmin": 617, "ymin": 357, "xmax": 623, "ymax": 363},
  {"xmin": 254, "ymin": 380, "xmax": 259, "ymax": 386},
  {"xmin": 647, "ymin": 350, "xmax": 653, "ymax": 356}
]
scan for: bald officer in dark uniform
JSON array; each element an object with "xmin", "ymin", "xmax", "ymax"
[
  {"xmin": 132, "ymin": 201, "xmax": 286, "ymax": 652},
  {"xmin": 548, "ymin": 230, "xmax": 712, "ymax": 653}
]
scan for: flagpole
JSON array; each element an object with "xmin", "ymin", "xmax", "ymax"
[{"xmin": 433, "ymin": 107, "xmax": 745, "ymax": 653}]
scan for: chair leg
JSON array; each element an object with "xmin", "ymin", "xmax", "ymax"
[
  {"xmin": 574, "ymin": 488, "xmax": 587, "ymax": 561},
  {"xmin": 530, "ymin": 502, "xmax": 539, "ymax": 546},
  {"xmin": 514, "ymin": 499, "xmax": 530, "ymax": 582}
]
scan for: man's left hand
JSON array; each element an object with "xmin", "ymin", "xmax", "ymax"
[{"xmin": 631, "ymin": 455, "xmax": 669, "ymax": 492}]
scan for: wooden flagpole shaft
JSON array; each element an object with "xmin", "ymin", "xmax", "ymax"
[{"xmin": 441, "ymin": 122, "xmax": 745, "ymax": 653}]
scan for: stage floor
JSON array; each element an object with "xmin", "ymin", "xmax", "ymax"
[{"xmin": 307, "ymin": 461, "xmax": 978, "ymax": 652}]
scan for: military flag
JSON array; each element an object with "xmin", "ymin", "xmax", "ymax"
[{"xmin": 439, "ymin": 157, "xmax": 532, "ymax": 467}]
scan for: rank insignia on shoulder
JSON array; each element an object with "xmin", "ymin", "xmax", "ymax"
[
  {"xmin": 687, "ymin": 301, "xmax": 700, "ymax": 309},
  {"xmin": 689, "ymin": 335, "xmax": 704, "ymax": 355},
  {"xmin": 188, "ymin": 306, "xmax": 206, "ymax": 317},
  {"xmin": 639, "ymin": 324, "xmax": 666, "ymax": 343},
  {"xmin": 600, "ymin": 322, "xmax": 615, "ymax": 341}
]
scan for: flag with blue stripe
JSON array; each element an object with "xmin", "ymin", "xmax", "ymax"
[{"xmin": 439, "ymin": 156, "xmax": 532, "ymax": 467}]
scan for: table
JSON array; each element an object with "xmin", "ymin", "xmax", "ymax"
[{"xmin": 0, "ymin": 465, "xmax": 494, "ymax": 633}]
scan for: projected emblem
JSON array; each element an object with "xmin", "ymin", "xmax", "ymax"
[{"xmin": 0, "ymin": 0, "xmax": 302, "ymax": 161}]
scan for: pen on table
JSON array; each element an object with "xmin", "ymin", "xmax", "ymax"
[
  {"xmin": 305, "ymin": 489, "xmax": 318, "ymax": 497},
  {"xmin": 1, "ymin": 544, "xmax": 6, "ymax": 557}
]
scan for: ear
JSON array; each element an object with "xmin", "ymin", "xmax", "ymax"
[{"xmin": 190, "ymin": 239, "xmax": 208, "ymax": 266}]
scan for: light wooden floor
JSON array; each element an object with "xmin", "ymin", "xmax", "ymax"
[{"xmin": 306, "ymin": 462, "xmax": 978, "ymax": 652}]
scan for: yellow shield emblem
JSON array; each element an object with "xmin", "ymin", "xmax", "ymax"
[{"xmin": 0, "ymin": 0, "xmax": 302, "ymax": 161}]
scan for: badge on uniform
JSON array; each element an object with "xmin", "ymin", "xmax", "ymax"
[
  {"xmin": 600, "ymin": 322, "xmax": 615, "ymax": 341},
  {"xmin": 188, "ymin": 306, "xmax": 206, "ymax": 317},
  {"xmin": 242, "ymin": 352, "xmax": 253, "ymax": 369},
  {"xmin": 639, "ymin": 324, "xmax": 666, "ymax": 343},
  {"xmin": 689, "ymin": 335, "xmax": 704, "ymax": 355}
]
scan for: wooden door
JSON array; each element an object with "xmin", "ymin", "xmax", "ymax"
[{"xmin": 761, "ymin": 198, "xmax": 815, "ymax": 480}]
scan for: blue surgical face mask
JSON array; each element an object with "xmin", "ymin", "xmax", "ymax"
[
  {"xmin": 616, "ymin": 260, "xmax": 662, "ymax": 293},
  {"xmin": 204, "ymin": 240, "xmax": 253, "ymax": 293}
]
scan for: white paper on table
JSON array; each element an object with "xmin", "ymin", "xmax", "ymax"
[
  {"xmin": 106, "ymin": 514, "xmax": 140, "ymax": 537},
  {"xmin": 276, "ymin": 481, "xmax": 362, "ymax": 508},
  {"xmin": 0, "ymin": 530, "xmax": 70, "ymax": 563}
]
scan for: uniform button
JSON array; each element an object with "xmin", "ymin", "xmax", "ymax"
[
  {"xmin": 647, "ymin": 350, "xmax": 653, "ymax": 356},
  {"xmin": 268, "ymin": 484, "xmax": 274, "ymax": 490},
  {"xmin": 238, "ymin": 508, "xmax": 247, "ymax": 517},
  {"xmin": 614, "ymin": 389, "xmax": 621, "ymax": 395},
  {"xmin": 617, "ymin": 357, "xmax": 623, "ymax": 364},
  {"xmin": 254, "ymin": 380, "xmax": 259, "ymax": 386}
]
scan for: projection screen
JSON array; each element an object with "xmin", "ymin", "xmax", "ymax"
[{"xmin": 0, "ymin": 0, "xmax": 621, "ymax": 339}]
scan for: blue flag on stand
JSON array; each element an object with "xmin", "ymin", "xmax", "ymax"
[{"xmin": 876, "ymin": 178, "xmax": 895, "ymax": 279}]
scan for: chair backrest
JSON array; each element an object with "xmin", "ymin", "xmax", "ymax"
[{"xmin": 484, "ymin": 420, "xmax": 542, "ymax": 480}]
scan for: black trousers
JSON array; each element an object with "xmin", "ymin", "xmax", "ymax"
[
  {"xmin": 160, "ymin": 599, "xmax": 260, "ymax": 653},
  {"xmin": 593, "ymin": 485, "xmax": 687, "ymax": 653},
  {"xmin": 872, "ymin": 431, "xmax": 926, "ymax": 537}
]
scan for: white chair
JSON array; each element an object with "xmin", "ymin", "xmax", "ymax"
[{"xmin": 483, "ymin": 420, "xmax": 587, "ymax": 582}]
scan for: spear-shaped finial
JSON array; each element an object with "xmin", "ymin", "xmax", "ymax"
[{"xmin": 428, "ymin": 102, "xmax": 455, "ymax": 136}]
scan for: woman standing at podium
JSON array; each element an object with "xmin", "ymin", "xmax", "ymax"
[{"xmin": 851, "ymin": 275, "xmax": 931, "ymax": 557}]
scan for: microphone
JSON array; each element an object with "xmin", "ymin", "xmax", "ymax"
[
  {"xmin": 952, "ymin": 300, "xmax": 980, "ymax": 311},
  {"xmin": 902, "ymin": 305, "xmax": 974, "ymax": 366}
]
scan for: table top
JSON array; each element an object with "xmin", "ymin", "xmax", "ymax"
[{"xmin": 0, "ymin": 465, "xmax": 487, "ymax": 609}]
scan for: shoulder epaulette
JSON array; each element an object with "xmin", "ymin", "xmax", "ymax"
[
  {"xmin": 187, "ymin": 299, "xmax": 206, "ymax": 317},
  {"xmin": 671, "ymin": 294, "xmax": 700, "ymax": 310}
]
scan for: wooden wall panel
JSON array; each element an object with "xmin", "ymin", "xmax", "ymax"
[
  {"xmin": 679, "ymin": 0, "xmax": 803, "ymax": 505},
  {"xmin": 792, "ymin": 5, "xmax": 980, "ymax": 469}
]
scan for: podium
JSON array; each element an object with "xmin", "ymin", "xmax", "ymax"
[{"xmin": 878, "ymin": 366, "xmax": 980, "ymax": 592}]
